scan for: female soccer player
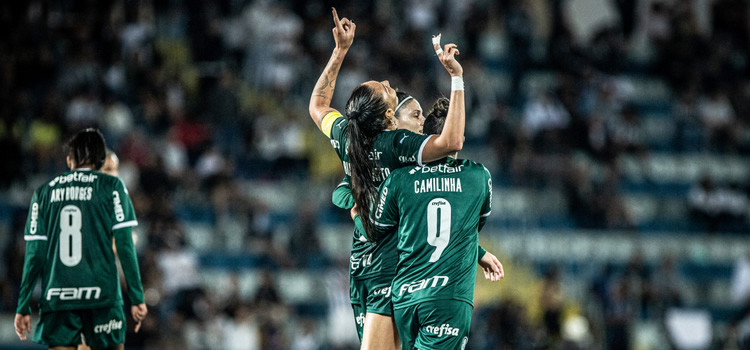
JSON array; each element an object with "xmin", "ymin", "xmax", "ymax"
[
  {"xmin": 370, "ymin": 98, "xmax": 503, "ymax": 349},
  {"xmin": 309, "ymin": 8, "xmax": 467, "ymax": 350},
  {"xmin": 14, "ymin": 128, "xmax": 147, "ymax": 350}
]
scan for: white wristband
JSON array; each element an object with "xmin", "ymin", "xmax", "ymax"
[{"xmin": 451, "ymin": 76, "xmax": 464, "ymax": 91}]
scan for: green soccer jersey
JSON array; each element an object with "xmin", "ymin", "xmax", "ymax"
[
  {"xmin": 372, "ymin": 157, "xmax": 492, "ymax": 308},
  {"xmin": 325, "ymin": 112, "xmax": 433, "ymax": 280},
  {"xmin": 17, "ymin": 170, "xmax": 141, "ymax": 313}
]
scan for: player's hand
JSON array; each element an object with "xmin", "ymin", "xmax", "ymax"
[
  {"xmin": 479, "ymin": 252, "xmax": 504, "ymax": 282},
  {"xmin": 350, "ymin": 204, "xmax": 358, "ymax": 220},
  {"xmin": 332, "ymin": 8, "xmax": 356, "ymax": 51},
  {"xmin": 14, "ymin": 314, "xmax": 31, "ymax": 341},
  {"xmin": 131, "ymin": 304, "xmax": 148, "ymax": 333},
  {"xmin": 432, "ymin": 34, "xmax": 463, "ymax": 77}
]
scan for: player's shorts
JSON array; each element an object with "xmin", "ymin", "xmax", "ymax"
[
  {"xmin": 33, "ymin": 305, "xmax": 126, "ymax": 348},
  {"xmin": 350, "ymin": 273, "xmax": 395, "ymax": 341},
  {"xmin": 394, "ymin": 300, "xmax": 472, "ymax": 350}
]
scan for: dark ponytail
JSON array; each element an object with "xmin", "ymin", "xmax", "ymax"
[
  {"xmin": 423, "ymin": 97, "xmax": 450, "ymax": 135},
  {"xmin": 345, "ymin": 84, "xmax": 390, "ymax": 241},
  {"xmin": 66, "ymin": 128, "xmax": 107, "ymax": 170}
]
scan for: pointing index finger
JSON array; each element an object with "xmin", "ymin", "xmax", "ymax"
[
  {"xmin": 332, "ymin": 8, "xmax": 341, "ymax": 28},
  {"xmin": 432, "ymin": 33, "xmax": 442, "ymax": 53}
]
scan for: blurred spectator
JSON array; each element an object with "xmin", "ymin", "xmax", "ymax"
[
  {"xmin": 729, "ymin": 250, "xmax": 750, "ymax": 347},
  {"xmin": 688, "ymin": 175, "xmax": 748, "ymax": 233},
  {"xmin": 672, "ymin": 89, "xmax": 703, "ymax": 153},
  {"xmin": 288, "ymin": 201, "xmax": 324, "ymax": 268},
  {"xmin": 623, "ymin": 252, "xmax": 652, "ymax": 320},
  {"xmin": 650, "ymin": 255, "xmax": 686, "ymax": 318},
  {"xmin": 505, "ymin": 0, "xmax": 535, "ymax": 105},
  {"xmin": 540, "ymin": 266, "xmax": 564, "ymax": 345},
  {"xmin": 605, "ymin": 280, "xmax": 634, "ymax": 350},
  {"xmin": 223, "ymin": 303, "xmax": 262, "ymax": 350},
  {"xmin": 521, "ymin": 90, "xmax": 570, "ymax": 153},
  {"xmin": 291, "ymin": 318, "xmax": 321, "ymax": 350},
  {"xmin": 608, "ymin": 104, "xmax": 647, "ymax": 157},
  {"xmin": 697, "ymin": 86, "xmax": 739, "ymax": 153}
]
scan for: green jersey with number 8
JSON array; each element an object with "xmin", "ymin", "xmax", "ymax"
[
  {"xmin": 372, "ymin": 157, "xmax": 492, "ymax": 308},
  {"xmin": 18, "ymin": 170, "xmax": 139, "ymax": 312}
]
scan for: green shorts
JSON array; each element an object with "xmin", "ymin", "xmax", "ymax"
[
  {"xmin": 394, "ymin": 300, "xmax": 472, "ymax": 350},
  {"xmin": 33, "ymin": 305, "xmax": 126, "ymax": 348},
  {"xmin": 350, "ymin": 273, "xmax": 395, "ymax": 341}
]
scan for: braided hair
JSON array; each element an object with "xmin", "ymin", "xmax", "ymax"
[{"xmin": 423, "ymin": 97, "xmax": 450, "ymax": 135}]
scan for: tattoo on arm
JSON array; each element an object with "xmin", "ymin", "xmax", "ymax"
[{"xmin": 311, "ymin": 52, "xmax": 345, "ymax": 126}]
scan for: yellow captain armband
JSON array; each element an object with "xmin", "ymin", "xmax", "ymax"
[{"xmin": 320, "ymin": 110, "xmax": 343, "ymax": 138}]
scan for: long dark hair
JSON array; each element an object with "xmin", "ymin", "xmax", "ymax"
[
  {"xmin": 345, "ymin": 84, "xmax": 390, "ymax": 241},
  {"xmin": 423, "ymin": 97, "xmax": 450, "ymax": 135},
  {"xmin": 66, "ymin": 128, "xmax": 107, "ymax": 170}
]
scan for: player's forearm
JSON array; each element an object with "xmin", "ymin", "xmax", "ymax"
[
  {"xmin": 441, "ymin": 87, "xmax": 465, "ymax": 151},
  {"xmin": 16, "ymin": 241, "xmax": 47, "ymax": 315},
  {"xmin": 309, "ymin": 47, "xmax": 349, "ymax": 128},
  {"xmin": 114, "ymin": 229, "xmax": 145, "ymax": 305},
  {"xmin": 422, "ymin": 90, "xmax": 465, "ymax": 162}
]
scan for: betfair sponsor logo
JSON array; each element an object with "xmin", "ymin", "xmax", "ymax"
[
  {"xmin": 421, "ymin": 164, "xmax": 463, "ymax": 174},
  {"xmin": 49, "ymin": 172, "xmax": 98, "ymax": 187}
]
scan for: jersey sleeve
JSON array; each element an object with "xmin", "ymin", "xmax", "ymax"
[
  {"xmin": 388, "ymin": 130, "xmax": 433, "ymax": 166},
  {"xmin": 111, "ymin": 178, "xmax": 138, "ymax": 231},
  {"xmin": 322, "ymin": 111, "xmax": 345, "ymax": 139},
  {"xmin": 478, "ymin": 165, "xmax": 492, "ymax": 232},
  {"xmin": 478, "ymin": 245, "xmax": 487, "ymax": 260},
  {"xmin": 17, "ymin": 190, "xmax": 48, "ymax": 314},
  {"xmin": 111, "ymin": 178, "xmax": 144, "ymax": 305},
  {"xmin": 23, "ymin": 190, "xmax": 46, "ymax": 242},
  {"xmin": 370, "ymin": 174, "xmax": 399, "ymax": 241},
  {"xmin": 331, "ymin": 177, "xmax": 354, "ymax": 209}
]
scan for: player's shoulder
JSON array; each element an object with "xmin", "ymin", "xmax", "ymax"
[
  {"xmin": 329, "ymin": 113, "xmax": 347, "ymax": 132},
  {"xmin": 455, "ymin": 158, "xmax": 490, "ymax": 173},
  {"xmin": 377, "ymin": 129, "xmax": 421, "ymax": 145}
]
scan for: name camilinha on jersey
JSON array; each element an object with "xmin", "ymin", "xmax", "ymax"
[{"xmin": 414, "ymin": 177, "xmax": 462, "ymax": 194}]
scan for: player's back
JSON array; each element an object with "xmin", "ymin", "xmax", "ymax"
[
  {"xmin": 28, "ymin": 169, "xmax": 135, "ymax": 311},
  {"xmin": 377, "ymin": 157, "xmax": 492, "ymax": 308},
  {"xmin": 327, "ymin": 114, "xmax": 432, "ymax": 279}
]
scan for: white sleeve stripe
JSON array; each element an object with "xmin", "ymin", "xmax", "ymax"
[
  {"xmin": 335, "ymin": 182, "xmax": 350, "ymax": 188},
  {"xmin": 24, "ymin": 235, "xmax": 48, "ymax": 241},
  {"xmin": 373, "ymin": 221, "xmax": 395, "ymax": 227},
  {"xmin": 417, "ymin": 135, "xmax": 434, "ymax": 166},
  {"xmin": 112, "ymin": 220, "xmax": 138, "ymax": 230},
  {"xmin": 480, "ymin": 211, "xmax": 491, "ymax": 217}
]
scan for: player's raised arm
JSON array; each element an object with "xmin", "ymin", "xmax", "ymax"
[
  {"xmin": 308, "ymin": 8, "xmax": 356, "ymax": 135},
  {"xmin": 421, "ymin": 34, "xmax": 466, "ymax": 163}
]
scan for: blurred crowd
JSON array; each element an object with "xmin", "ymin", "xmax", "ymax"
[{"xmin": 0, "ymin": 0, "xmax": 749, "ymax": 349}]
